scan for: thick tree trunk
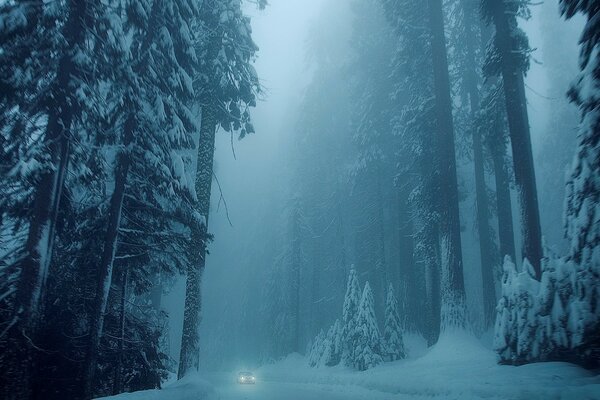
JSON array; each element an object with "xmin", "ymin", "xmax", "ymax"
[
  {"xmin": 374, "ymin": 169, "xmax": 388, "ymax": 315},
  {"xmin": 423, "ymin": 223, "xmax": 441, "ymax": 345},
  {"xmin": 83, "ymin": 114, "xmax": 134, "ymax": 399},
  {"xmin": 490, "ymin": 0, "xmax": 543, "ymax": 278},
  {"xmin": 491, "ymin": 145, "xmax": 517, "ymax": 264},
  {"xmin": 178, "ymin": 104, "xmax": 217, "ymax": 379},
  {"xmin": 462, "ymin": 0, "xmax": 496, "ymax": 326},
  {"xmin": 427, "ymin": 0, "xmax": 466, "ymax": 320},
  {"xmin": 397, "ymin": 186, "xmax": 416, "ymax": 330}
]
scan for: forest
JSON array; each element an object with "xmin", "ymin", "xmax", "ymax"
[{"xmin": 0, "ymin": 0, "xmax": 599, "ymax": 399}]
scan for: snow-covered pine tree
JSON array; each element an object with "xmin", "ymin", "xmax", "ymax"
[
  {"xmin": 352, "ymin": 281, "xmax": 383, "ymax": 371},
  {"xmin": 325, "ymin": 319, "xmax": 343, "ymax": 366},
  {"xmin": 494, "ymin": 257, "xmax": 542, "ymax": 365},
  {"xmin": 179, "ymin": 0, "xmax": 260, "ymax": 378},
  {"xmin": 308, "ymin": 330, "xmax": 327, "ymax": 367},
  {"xmin": 383, "ymin": 284, "xmax": 405, "ymax": 361},
  {"xmin": 82, "ymin": 0, "xmax": 203, "ymax": 395},
  {"xmin": 0, "ymin": 2, "xmax": 122, "ymax": 398},
  {"xmin": 341, "ymin": 266, "xmax": 361, "ymax": 364},
  {"xmin": 380, "ymin": 0, "xmax": 442, "ymax": 345},
  {"xmin": 560, "ymin": 0, "xmax": 600, "ymax": 366}
]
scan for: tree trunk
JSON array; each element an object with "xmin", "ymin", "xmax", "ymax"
[
  {"xmin": 491, "ymin": 145, "xmax": 517, "ymax": 264},
  {"xmin": 178, "ymin": 104, "xmax": 217, "ymax": 379},
  {"xmin": 112, "ymin": 268, "xmax": 128, "ymax": 396},
  {"xmin": 427, "ymin": 0, "xmax": 466, "ymax": 320},
  {"xmin": 397, "ymin": 185, "xmax": 416, "ymax": 330},
  {"xmin": 291, "ymin": 205, "xmax": 302, "ymax": 353},
  {"xmin": 83, "ymin": 113, "xmax": 134, "ymax": 399},
  {"xmin": 490, "ymin": 0, "xmax": 543, "ymax": 278},
  {"xmin": 423, "ymin": 223, "xmax": 441, "ymax": 345},
  {"xmin": 462, "ymin": 0, "xmax": 497, "ymax": 327},
  {"xmin": 374, "ymin": 169, "xmax": 387, "ymax": 315}
]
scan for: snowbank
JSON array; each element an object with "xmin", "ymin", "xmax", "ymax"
[
  {"xmin": 95, "ymin": 373, "xmax": 217, "ymax": 400},
  {"xmin": 258, "ymin": 331, "xmax": 600, "ymax": 399}
]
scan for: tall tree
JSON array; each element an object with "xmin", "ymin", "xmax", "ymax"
[
  {"xmin": 0, "ymin": 2, "xmax": 100, "ymax": 397},
  {"xmin": 427, "ymin": 0, "xmax": 466, "ymax": 325},
  {"xmin": 82, "ymin": 0, "xmax": 201, "ymax": 395},
  {"xmin": 178, "ymin": 0, "xmax": 260, "ymax": 378},
  {"xmin": 482, "ymin": 0, "xmax": 544, "ymax": 278},
  {"xmin": 457, "ymin": 0, "xmax": 497, "ymax": 326}
]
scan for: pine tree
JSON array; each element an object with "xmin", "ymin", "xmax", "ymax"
[
  {"xmin": 560, "ymin": 0, "xmax": 600, "ymax": 366},
  {"xmin": 0, "ymin": 2, "xmax": 120, "ymax": 397},
  {"xmin": 427, "ymin": 0, "xmax": 466, "ymax": 329},
  {"xmin": 352, "ymin": 282, "xmax": 383, "ymax": 371},
  {"xmin": 81, "ymin": 0, "xmax": 203, "ymax": 395},
  {"xmin": 341, "ymin": 266, "xmax": 361, "ymax": 364},
  {"xmin": 452, "ymin": 0, "xmax": 498, "ymax": 327},
  {"xmin": 380, "ymin": 0, "xmax": 442, "ymax": 346},
  {"xmin": 383, "ymin": 284, "xmax": 405, "ymax": 361},
  {"xmin": 178, "ymin": 0, "xmax": 260, "ymax": 378}
]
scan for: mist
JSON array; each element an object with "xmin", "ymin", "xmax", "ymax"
[{"xmin": 1, "ymin": 0, "xmax": 599, "ymax": 399}]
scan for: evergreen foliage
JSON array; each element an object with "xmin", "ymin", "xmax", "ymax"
[{"xmin": 383, "ymin": 284, "xmax": 405, "ymax": 361}]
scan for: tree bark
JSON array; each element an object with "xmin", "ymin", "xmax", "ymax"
[
  {"xmin": 112, "ymin": 268, "xmax": 128, "ymax": 396},
  {"xmin": 423, "ymin": 223, "xmax": 441, "ymax": 345},
  {"xmin": 427, "ymin": 0, "xmax": 466, "ymax": 317},
  {"xmin": 178, "ymin": 103, "xmax": 217, "ymax": 379},
  {"xmin": 490, "ymin": 0, "xmax": 543, "ymax": 278},
  {"xmin": 491, "ymin": 144, "xmax": 517, "ymax": 264},
  {"xmin": 397, "ymin": 185, "xmax": 416, "ymax": 330}
]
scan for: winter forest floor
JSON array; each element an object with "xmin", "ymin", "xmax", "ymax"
[{"xmin": 98, "ymin": 332, "xmax": 600, "ymax": 400}]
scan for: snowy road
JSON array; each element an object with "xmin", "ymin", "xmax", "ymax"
[{"xmin": 209, "ymin": 373, "xmax": 407, "ymax": 400}]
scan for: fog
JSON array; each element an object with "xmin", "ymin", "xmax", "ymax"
[
  {"xmin": 162, "ymin": 0, "xmax": 586, "ymax": 369},
  {"xmin": 2, "ymin": 0, "xmax": 598, "ymax": 399}
]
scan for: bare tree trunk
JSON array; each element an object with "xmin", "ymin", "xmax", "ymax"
[
  {"xmin": 489, "ymin": 0, "xmax": 543, "ymax": 278},
  {"xmin": 178, "ymin": 104, "xmax": 217, "ymax": 379},
  {"xmin": 427, "ymin": 0, "xmax": 466, "ymax": 320}
]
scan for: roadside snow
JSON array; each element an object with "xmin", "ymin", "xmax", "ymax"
[
  {"xmin": 96, "ymin": 373, "xmax": 217, "ymax": 400},
  {"xmin": 257, "ymin": 331, "xmax": 600, "ymax": 400},
  {"xmin": 98, "ymin": 332, "xmax": 600, "ymax": 400}
]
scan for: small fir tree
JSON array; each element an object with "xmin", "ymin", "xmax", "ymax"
[
  {"xmin": 341, "ymin": 266, "xmax": 361, "ymax": 364},
  {"xmin": 383, "ymin": 284, "xmax": 405, "ymax": 361},
  {"xmin": 352, "ymin": 282, "xmax": 383, "ymax": 371}
]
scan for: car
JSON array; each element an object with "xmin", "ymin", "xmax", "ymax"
[{"xmin": 237, "ymin": 371, "xmax": 256, "ymax": 384}]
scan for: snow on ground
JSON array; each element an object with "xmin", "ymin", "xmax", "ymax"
[
  {"xmin": 98, "ymin": 332, "xmax": 600, "ymax": 400},
  {"xmin": 96, "ymin": 374, "xmax": 217, "ymax": 400}
]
